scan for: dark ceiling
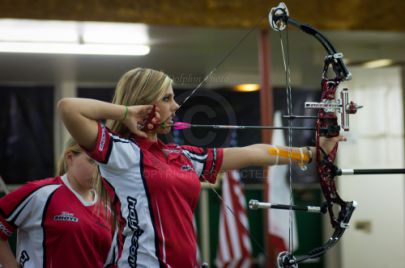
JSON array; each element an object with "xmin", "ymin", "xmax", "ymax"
[{"xmin": 1, "ymin": 0, "xmax": 404, "ymax": 31}]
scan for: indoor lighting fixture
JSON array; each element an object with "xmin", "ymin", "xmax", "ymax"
[
  {"xmin": 0, "ymin": 42, "xmax": 150, "ymax": 56},
  {"xmin": 362, "ymin": 59, "xmax": 393, "ymax": 69},
  {"xmin": 234, "ymin": 84, "xmax": 260, "ymax": 92},
  {"xmin": 0, "ymin": 19, "xmax": 78, "ymax": 43},
  {"xmin": 82, "ymin": 22, "xmax": 149, "ymax": 44},
  {"xmin": 0, "ymin": 19, "xmax": 151, "ymax": 56}
]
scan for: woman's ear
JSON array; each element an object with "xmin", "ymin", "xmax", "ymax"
[{"xmin": 65, "ymin": 151, "xmax": 74, "ymax": 167}]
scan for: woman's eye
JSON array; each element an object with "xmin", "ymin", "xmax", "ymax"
[{"xmin": 162, "ymin": 96, "xmax": 170, "ymax": 102}]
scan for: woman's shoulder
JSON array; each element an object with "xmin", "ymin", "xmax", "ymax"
[
  {"xmin": 25, "ymin": 176, "xmax": 63, "ymax": 188},
  {"xmin": 9, "ymin": 177, "xmax": 64, "ymax": 198},
  {"xmin": 176, "ymin": 144, "xmax": 205, "ymax": 154},
  {"xmin": 0, "ymin": 177, "xmax": 63, "ymax": 210}
]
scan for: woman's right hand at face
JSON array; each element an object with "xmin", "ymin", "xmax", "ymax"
[{"xmin": 123, "ymin": 105, "xmax": 161, "ymax": 138}]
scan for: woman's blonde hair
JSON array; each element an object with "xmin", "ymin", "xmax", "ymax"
[
  {"xmin": 56, "ymin": 138, "xmax": 82, "ymax": 176},
  {"xmin": 56, "ymin": 138, "xmax": 117, "ymax": 232},
  {"xmin": 108, "ymin": 68, "xmax": 172, "ymax": 137}
]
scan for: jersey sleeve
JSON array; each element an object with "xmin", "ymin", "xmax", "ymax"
[
  {"xmin": 86, "ymin": 123, "xmax": 141, "ymax": 172},
  {"xmin": 180, "ymin": 145, "xmax": 223, "ymax": 184},
  {"xmin": 0, "ymin": 180, "xmax": 58, "ymax": 240}
]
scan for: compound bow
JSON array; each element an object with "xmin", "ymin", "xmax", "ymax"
[
  {"xmin": 267, "ymin": 2, "xmax": 359, "ymax": 267},
  {"xmin": 172, "ymin": 2, "xmax": 361, "ymax": 265}
]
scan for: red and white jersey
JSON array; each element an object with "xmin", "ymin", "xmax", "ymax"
[
  {"xmin": 0, "ymin": 175, "xmax": 116, "ymax": 268},
  {"xmin": 87, "ymin": 123, "xmax": 223, "ymax": 268}
]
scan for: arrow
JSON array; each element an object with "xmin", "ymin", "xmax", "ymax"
[{"xmin": 168, "ymin": 122, "xmax": 319, "ymax": 131}]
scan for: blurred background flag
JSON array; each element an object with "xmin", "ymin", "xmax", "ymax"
[
  {"xmin": 215, "ymin": 170, "xmax": 252, "ymax": 268},
  {"xmin": 267, "ymin": 111, "xmax": 299, "ymax": 254}
]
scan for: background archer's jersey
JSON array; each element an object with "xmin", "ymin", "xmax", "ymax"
[{"xmin": 0, "ymin": 175, "xmax": 117, "ymax": 268}]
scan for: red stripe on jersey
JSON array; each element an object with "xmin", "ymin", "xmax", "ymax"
[
  {"xmin": 87, "ymin": 123, "xmax": 113, "ymax": 164},
  {"xmin": 180, "ymin": 145, "xmax": 223, "ymax": 184}
]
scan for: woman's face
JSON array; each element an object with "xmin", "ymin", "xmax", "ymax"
[
  {"xmin": 66, "ymin": 151, "xmax": 97, "ymax": 187},
  {"xmin": 155, "ymin": 85, "xmax": 179, "ymax": 134}
]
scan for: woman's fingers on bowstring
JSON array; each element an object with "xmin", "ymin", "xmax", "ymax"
[
  {"xmin": 137, "ymin": 105, "xmax": 154, "ymax": 117},
  {"xmin": 123, "ymin": 105, "xmax": 149, "ymax": 137},
  {"xmin": 144, "ymin": 106, "xmax": 161, "ymax": 130},
  {"xmin": 134, "ymin": 105, "xmax": 159, "ymax": 120},
  {"xmin": 154, "ymin": 107, "xmax": 161, "ymax": 121},
  {"xmin": 128, "ymin": 105, "xmax": 161, "ymax": 134},
  {"xmin": 148, "ymin": 106, "xmax": 161, "ymax": 126}
]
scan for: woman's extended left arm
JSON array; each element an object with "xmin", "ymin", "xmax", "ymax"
[{"xmin": 220, "ymin": 136, "xmax": 346, "ymax": 171}]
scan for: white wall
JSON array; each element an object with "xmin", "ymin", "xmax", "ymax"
[{"xmin": 338, "ymin": 67, "xmax": 405, "ymax": 268}]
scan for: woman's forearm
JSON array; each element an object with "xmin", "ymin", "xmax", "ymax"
[
  {"xmin": 222, "ymin": 144, "xmax": 314, "ymax": 171},
  {"xmin": 0, "ymin": 239, "xmax": 18, "ymax": 268},
  {"xmin": 58, "ymin": 98, "xmax": 126, "ymax": 122},
  {"xmin": 221, "ymin": 135, "xmax": 344, "ymax": 171},
  {"xmin": 57, "ymin": 98, "xmax": 126, "ymax": 150}
]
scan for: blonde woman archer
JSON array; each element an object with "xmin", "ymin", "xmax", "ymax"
[{"xmin": 57, "ymin": 67, "xmax": 344, "ymax": 267}]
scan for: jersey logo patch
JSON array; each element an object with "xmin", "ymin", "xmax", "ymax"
[
  {"xmin": 181, "ymin": 164, "xmax": 193, "ymax": 172},
  {"xmin": 53, "ymin": 211, "xmax": 79, "ymax": 222},
  {"xmin": 162, "ymin": 148, "xmax": 180, "ymax": 156}
]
